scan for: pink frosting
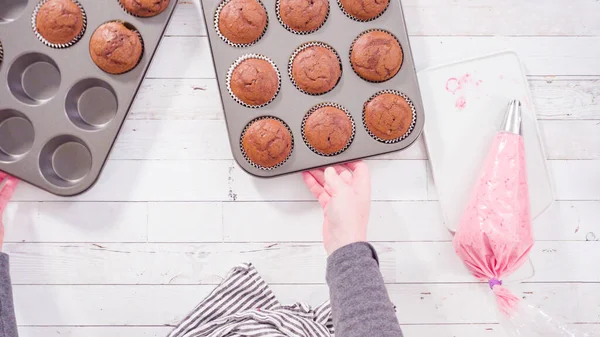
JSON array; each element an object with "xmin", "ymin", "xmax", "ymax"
[{"xmin": 453, "ymin": 132, "xmax": 533, "ymax": 315}]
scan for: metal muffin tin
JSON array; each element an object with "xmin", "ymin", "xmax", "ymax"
[
  {"xmin": 201, "ymin": 0, "xmax": 425, "ymax": 177},
  {"xmin": 0, "ymin": 0, "xmax": 177, "ymax": 196}
]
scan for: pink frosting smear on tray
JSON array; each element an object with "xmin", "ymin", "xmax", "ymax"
[{"xmin": 453, "ymin": 101, "xmax": 533, "ymax": 316}]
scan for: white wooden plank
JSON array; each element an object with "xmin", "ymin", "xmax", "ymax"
[
  {"xmin": 111, "ymin": 119, "xmax": 428, "ymax": 160},
  {"xmin": 129, "ymin": 79, "xmax": 224, "ymax": 121},
  {"xmin": 13, "ymin": 284, "xmax": 600, "ymax": 325},
  {"xmin": 110, "ymin": 119, "xmax": 600, "ymax": 160},
  {"xmin": 10, "ymin": 160, "xmax": 231, "ymax": 202},
  {"xmin": 3, "ymin": 202, "xmax": 147, "ymax": 243},
  {"xmin": 17, "ymin": 324, "xmax": 600, "ymax": 337},
  {"xmin": 541, "ymin": 121, "xmax": 600, "ymax": 160},
  {"xmin": 147, "ymin": 202, "xmax": 223, "ymax": 242},
  {"xmin": 551, "ymin": 160, "xmax": 600, "ymax": 200},
  {"xmin": 165, "ymin": 0, "xmax": 600, "ymax": 37},
  {"xmin": 147, "ymin": 37, "xmax": 600, "ymax": 79},
  {"xmin": 229, "ymin": 160, "xmax": 428, "ymax": 201},
  {"xmin": 531, "ymin": 77, "xmax": 600, "ymax": 120},
  {"xmin": 223, "ymin": 201, "xmax": 450, "ymax": 242},
  {"xmin": 6, "ymin": 241, "xmax": 599, "ymax": 284},
  {"xmin": 127, "ymin": 78, "xmax": 600, "ymax": 121}
]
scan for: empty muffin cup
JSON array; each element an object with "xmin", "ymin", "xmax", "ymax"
[
  {"xmin": 39, "ymin": 135, "xmax": 92, "ymax": 187},
  {"xmin": 7, "ymin": 52, "xmax": 61, "ymax": 105},
  {"xmin": 0, "ymin": 0, "xmax": 28, "ymax": 23},
  {"xmin": 32, "ymin": 0, "xmax": 87, "ymax": 48},
  {"xmin": 66, "ymin": 78, "xmax": 118, "ymax": 130},
  {"xmin": 0, "ymin": 109, "xmax": 35, "ymax": 163}
]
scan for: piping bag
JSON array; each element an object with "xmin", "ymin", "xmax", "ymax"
[{"xmin": 453, "ymin": 100, "xmax": 591, "ymax": 336}]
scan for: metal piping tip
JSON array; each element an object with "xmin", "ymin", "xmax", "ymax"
[{"xmin": 502, "ymin": 99, "xmax": 522, "ymax": 135}]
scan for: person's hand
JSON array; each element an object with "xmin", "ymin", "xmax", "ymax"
[
  {"xmin": 0, "ymin": 175, "xmax": 18, "ymax": 251},
  {"xmin": 302, "ymin": 161, "xmax": 371, "ymax": 255}
]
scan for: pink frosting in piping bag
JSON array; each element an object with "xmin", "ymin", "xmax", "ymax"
[{"xmin": 453, "ymin": 100, "xmax": 533, "ymax": 316}]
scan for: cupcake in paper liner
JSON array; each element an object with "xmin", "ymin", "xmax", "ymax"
[
  {"xmin": 289, "ymin": 42, "xmax": 342, "ymax": 95},
  {"xmin": 302, "ymin": 102, "xmax": 355, "ymax": 156},
  {"xmin": 276, "ymin": 0, "xmax": 329, "ymax": 35},
  {"xmin": 227, "ymin": 54, "xmax": 281, "ymax": 108},
  {"xmin": 363, "ymin": 90, "xmax": 416, "ymax": 144},
  {"xmin": 240, "ymin": 116, "xmax": 294, "ymax": 170},
  {"xmin": 337, "ymin": 0, "xmax": 388, "ymax": 22},
  {"xmin": 32, "ymin": 0, "xmax": 87, "ymax": 48},
  {"xmin": 119, "ymin": 0, "xmax": 170, "ymax": 17},
  {"xmin": 350, "ymin": 29, "xmax": 403, "ymax": 83},
  {"xmin": 89, "ymin": 21, "xmax": 144, "ymax": 75},
  {"xmin": 215, "ymin": 0, "xmax": 268, "ymax": 47}
]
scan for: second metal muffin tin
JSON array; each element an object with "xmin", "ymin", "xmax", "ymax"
[
  {"xmin": 0, "ymin": 0, "xmax": 177, "ymax": 196},
  {"xmin": 201, "ymin": 0, "xmax": 425, "ymax": 177}
]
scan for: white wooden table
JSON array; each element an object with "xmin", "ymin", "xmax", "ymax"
[{"xmin": 4, "ymin": 1, "xmax": 600, "ymax": 336}]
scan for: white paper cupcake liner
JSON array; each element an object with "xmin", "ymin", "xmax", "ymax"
[
  {"xmin": 288, "ymin": 41, "xmax": 342, "ymax": 96},
  {"xmin": 275, "ymin": 0, "xmax": 329, "ymax": 35},
  {"xmin": 0, "ymin": 41, "xmax": 3, "ymax": 66},
  {"xmin": 118, "ymin": 0, "xmax": 170, "ymax": 18},
  {"xmin": 362, "ymin": 89, "xmax": 417, "ymax": 144},
  {"xmin": 240, "ymin": 116, "xmax": 294, "ymax": 170},
  {"xmin": 301, "ymin": 102, "xmax": 355, "ymax": 156},
  {"xmin": 349, "ymin": 29, "xmax": 403, "ymax": 83},
  {"xmin": 214, "ymin": 0, "xmax": 268, "ymax": 48},
  {"xmin": 226, "ymin": 53, "xmax": 281, "ymax": 108},
  {"xmin": 336, "ymin": 0, "xmax": 389, "ymax": 22},
  {"xmin": 32, "ymin": 0, "xmax": 87, "ymax": 49}
]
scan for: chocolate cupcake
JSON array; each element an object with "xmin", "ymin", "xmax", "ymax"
[
  {"xmin": 34, "ymin": 0, "xmax": 86, "ymax": 48},
  {"xmin": 228, "ymin": 55, "xmax": 280, "ymax": 107},
  {"xmin": 277, "ymin": 0, "xmax": 328, "ymax": 34},
  {"xmin": 350, "ymin": 30, "xmax": 402, "ymax": 82},
  {"xmin": 119, "ymin": 0, "xmax": 169, "ymax": 17},
  {"xmin": 290, "ymin": 42, "xmax": 341, "ymax": 95},
  {"xmin": 363, "ymin": 90, "xmax": 416, "ymax": 143},
  {"xmin": 338, "ymin": 0, "xmax": 388, "ymax": 21},
  {"xmin": 302, "ymin": 103, "xmax": 354, "ymax": 156},
  {"xmin": 217, "ymin": 0, "xmax": 268, "ymax": 46},
  {"xmin": 242, "ymin": 117, "xmax": 293, "ymax": 169},
  {"xmin": 89, "ymin": 22, "xmax": 143, "ymax": 75}
]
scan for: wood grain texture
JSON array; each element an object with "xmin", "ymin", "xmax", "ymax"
[{"xmin": 7, "ymin": 0, "xmax": 600, "ymax": 336}]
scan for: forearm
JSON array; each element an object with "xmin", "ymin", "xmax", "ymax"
[
  {"xmin": 326, "ymin": 242, "xmax": 402, "ymax": 337},
  {"xmin": 0, "ymin": 253, "xmax": 17, "ymax": 337}
]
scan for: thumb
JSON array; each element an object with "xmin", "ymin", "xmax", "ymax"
[{"xmin": 324, "ymin": 167, "xmax": 346, "ymax": 195}]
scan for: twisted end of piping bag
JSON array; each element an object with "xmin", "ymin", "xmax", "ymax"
[{"xmin": 502, "ymin": 99, "xmax": 522, "ymax": 135}]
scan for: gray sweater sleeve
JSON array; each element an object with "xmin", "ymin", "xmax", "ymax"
[
  {"xmin": 326, "ymin": 242, "xmax": 402, "ymax": 337},
  {"xmin": 0, "ymin": 253, "xmax": 17, "ymax": 337}
]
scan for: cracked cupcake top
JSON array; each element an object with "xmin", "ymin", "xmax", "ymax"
[
  {"xmin": 35, "ymin": 0, "xmax": 85, "ymax": 45},
  {"xmin": 303, "ymin": 105, "xmax": 353, "ymax": 155},
  {"xmin": 339, "ymin": 0, "xmax": 388, "ymax": 21},
  {"xmin": 242, "ymin": 118, "xmax": 292, "ymax": 168},
  {"xmin": 350, "ymin": 30, "xmax": 402, "ymax": 82},
  {"xmin": 218, "ymin": 0, "xmax": 267, "ymax": 45},
  {"xmin": 120, "ymin": 0, "xmax": 170, "ymax": 17},
  {"xmin": 230, "ymin": 58, "xmax": 279, "ymax": 106},
  {"xmin": 89, "ymin": 21, "xmax": 143, "ymax": 74},
  {"xmin": 363, "ymin": 92, "xmax": 412, "ymax": 141},
  {"xmin": 278, "ymin": 0, "xmax": 328, "ymax": 33},
  {"xmin": 291, "ymin": 45, "xmax": 341, "ymax": 95}
]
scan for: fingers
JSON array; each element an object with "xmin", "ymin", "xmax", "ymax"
[
  {"xmin": 302, "ymin": 172, "xmax": 330, "ymax": 208},
  {"xmin": 324, "ymin": 167, "xmax": 347, "ymax": 195},
  {"xmin": 346, "ymin": 161, "xmax": 370, "ymax": 191}
]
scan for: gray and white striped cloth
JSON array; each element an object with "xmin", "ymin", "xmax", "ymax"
[{"xmin": 168, "ymin": 263, "xmax": 334, "ymax": 337}]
